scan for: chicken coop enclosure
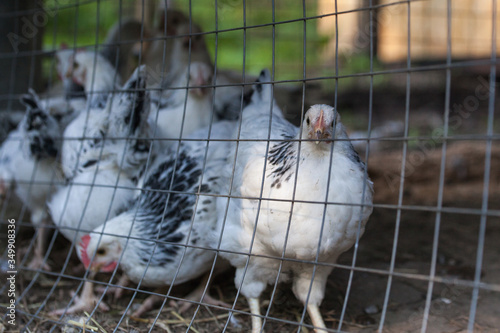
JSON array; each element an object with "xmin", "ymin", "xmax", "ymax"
[{"xmin": 0, "ymin": 0, "xmax": 499, "ymax": 332}]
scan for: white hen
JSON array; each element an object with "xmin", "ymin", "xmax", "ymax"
[
  {"xmin": 0, "ymin": 91, "xmax": 64, "ymax": 271},
  {"xmin": 35, "ymin": 47, "xmax": 86, "ymax": 131},
  {"xmin": 77, "ymin": 120, "xmax": 235, "ymax": 317},
  {"xmin": 150, "ymin": 61, "xmax": 215, "ymax": 148},
  {"xmin": 216, "ymin": 70, "xmax": 374, "ymax": 332},
  {"xmin": 48, "ymin": 66, "xmax": 154, "ymax": 315},
  {"xmin": 54, "ymin": 45, "xmax": 85, "ymax": 99},
  {"xmin": 65, "ymin": 49, "xmax": 122, "ymax": 108},
  {"xmin": 40, "ymin": 47, "xmax": 122, "ymax": 130},
  {"xmin": 50, "ymin": 65, "xmax": 152, "ymax": 245}
]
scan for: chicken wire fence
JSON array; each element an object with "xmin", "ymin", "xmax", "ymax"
[{"xmin": 0, "ymin": 0, "xmax": 499, "ymax": 332}]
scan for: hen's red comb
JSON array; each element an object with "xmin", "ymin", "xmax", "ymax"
[
  {"xmin": 60, "ymin": 42, "xmax": 68, "ymax": 49},
  {"xmin": 79, "ymin": 234, "xmax": 91, "ymax": 268}
]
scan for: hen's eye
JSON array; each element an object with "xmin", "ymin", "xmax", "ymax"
[
  {"xmin": 96, "ymin": 248, "xmax": 106, "ymax": 256},
  {"xmin": 306, "ymin": 118, "xmax": 310, "ymax": 125}
]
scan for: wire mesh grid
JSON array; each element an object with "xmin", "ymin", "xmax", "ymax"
[{"xmin": 0, "ymin": 0, "xmax": 499, "ymax": 332}]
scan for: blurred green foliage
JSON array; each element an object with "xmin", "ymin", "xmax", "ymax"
[
  {"xmin": 186, "ymin": 0, "xmax": 328, "ymax": 80},
  {"xmin": 43, "ymin": 0, "xmax": 128, "ymax": 48},
  {"xmin": 41, "ymin": 0, "xmax": 379, "ymax": 84},
  {"xmin": 42, "ymin": 0, "xmax": 331, "ymax": 80}
]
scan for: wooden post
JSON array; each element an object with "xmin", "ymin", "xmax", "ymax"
[
  {"xmin": 317, "ymin": 0, "xmax": 365, "ymax": 65},
  {"xmin": 377, "ymin": 0, "xmax": 500, "ymax": 63}
]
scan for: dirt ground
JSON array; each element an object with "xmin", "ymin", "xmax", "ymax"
[
  {"xmin": 1, "ymin": 71, "xmax": 499, "ymax": 332},
  {"xmin": 1, "ymin": 183, "xmax": 499, "ymax": 333}
]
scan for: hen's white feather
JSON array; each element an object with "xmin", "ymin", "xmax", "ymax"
[
  {"xmin": 79, "ymin": 120, "xmax": 236, "ymax": 288},
  {"xmin": 49, "ymin": 65, "xmax": 153, "ymax": 244},
  {"xmin": 216, "ymin": 70, "xmax": 373, "ymax": 321},
  {"xmin": 149, "ymin": 62, "xmax": 215, "ymax": 148}
]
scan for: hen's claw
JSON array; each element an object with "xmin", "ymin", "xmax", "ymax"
[
  {"xmin": 27, "ymin": 256, "xmax": 51, "ymax": 272},
  {"xmin": 175, "ymin": 292, "xmax": 231, "ymax": 313},
  {"xmin": 172, "ymin": 273, "xmax": 231, "ymax": 313},
  {"xmin": 131, "ymin": 294, "xmax": 163, "ymax": 317},
  {"xmin": 49, "ymin": 281, "xmax": 109, "ymax": 316},
  {"xmin": 95, "ymin": 274, "xmax": 130, "ymax": 299}
]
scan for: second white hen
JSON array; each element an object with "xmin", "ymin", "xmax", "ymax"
[
  {"xmin": 48, "ymin": 66, "xmax": 154, "ymax": 315},
  {"xmin": 65, "ymin": 49, "xmax": 122, "ymax": 108},
  {"xmin": 216, "ymin": 70, "xmax": 374, "ymax": 333},
  {"xmin": 0, "ymin": 92, "xmax": 63, "ymax": 271},
  {"xmin": 150, "ymin": 61, "xmax": 215, "ymax": 148},
  {"xmin": 77, "ymin": 120, "xmax": 236, "ymax": 317}
]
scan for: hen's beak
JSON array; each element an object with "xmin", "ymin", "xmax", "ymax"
[
  {"xmin": 94, "ymin": 261, "xmax": 118, "ymax": 273},
  {"xmin": 64, "ymin": 68, "xmax": 72, "ymax": 79},
  {"xmin": 313, "ymin": 110, "xmax": 325, "ymax": 144},
  {"xmin": 190, "ymin": 69, "xmax": 209, "ymax": 98},
  {"xmin": 314, "ymin": 129, "xmax": 323, "ymax": 144},
  {"xmin": 87, "ymin": 270, "xmax": 97, "ymax": 280},
  {"xmin": 191, "ymin": 87, "xmax": 206, "ymax": 98}
]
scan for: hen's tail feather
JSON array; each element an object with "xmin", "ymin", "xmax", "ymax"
[
  {"xmin": 119, "ymin": 65, "xmax": 150, "ymax": 135},
  {"xmin": 242, "ymin": 68, "xmax": 274, "ymax": 109},
  {"xmin": 21, "ymin": 90, "xmax": 61, "ymax": 159}
]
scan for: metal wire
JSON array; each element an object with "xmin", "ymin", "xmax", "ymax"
[
  {"xmin": 0, "ymin": 1, "xmax": 499, "ymax": 332},
  {"xmin": 421, "ymin": 0, "xmax": 452, "ymax": 330},
  {"xmin": 468, "ymin": 0, "xmax": 497, "ymax": 331}
]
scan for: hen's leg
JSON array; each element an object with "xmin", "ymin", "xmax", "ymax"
[
  {"xmin": 234, "ymin": 258, "xmax": 277, "ymax": 333},
  {"xmin": 307, "ymin": 304, "xmax": 327, "ymax": 332},
  {"xmin": 131, "ymin": 293, "xmax": 164, "ymax": 318},
  {"xmin": 27, "ymin": 214, "xmax": 51, "ymax": 271},
  {"xmin": 292, "ymin": 264, "xmax": 333, "ymax": 333},
  {"xmin": 248, "ymin": 297, "xmax": 263, "ymax": 333},
  {"xmin": 50, "ymin": 280, "xmax": 109, "ymax": 315},
  {"xmin": 95, "ymin": 273, "xmax": 130, "ymax": 299},
  {"xmin": 113, "ymin": 274, "xmax": 130, "ymax": 299},
  {"xmin": 173, "ymin": 273, "xmax": 231, "ymax": 313}
]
